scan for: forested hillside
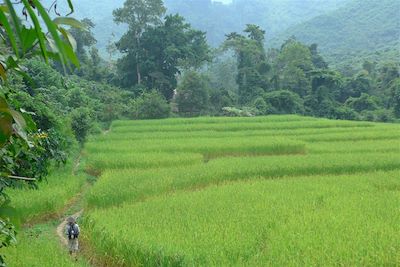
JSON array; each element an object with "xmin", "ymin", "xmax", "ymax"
[
  {"xmin": 271, "ymin": 0, "xmax": 400, "ymax": 71},
  {"xmin": 165, "ymin": 0, "xmax": 347, "ymax": 46},
  {"xmin": 43, "ymin": 0, "xmax": 400, "ymax": 72},
  {"xmin": 42, "ymin": 0, "xmax": 348, "ymax": 54}
]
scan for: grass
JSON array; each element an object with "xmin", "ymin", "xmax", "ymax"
[
  {"xmin": 300, "ymin": 129, "xmax": 400, "ymax": 142},
  {"xmin": 85, "ymin": 152, "xmax": 400, "ymax": 208},
  {"xmin": 85, "ymin": 137, "xmax": 306, "ymax": 157},
  {"xmin": 92, "ymin": 125, "xmax": 394, "ymax": 142},
  {"xmin": 3, "ymin": 223, "xmax": 90, "ymax": 267},
  {"xmin": 6, "ymin": 159, "xmax": 87, "ymax": 225},
  {"xmin": 84, "ymin": 170, "xmax": 400, "ymax": 266},
  {"xmin": 86, "ymin": 152, "xmax": 204, "ymax": 171},
  {"xmin": 110, "ymin": 115, "xmax": 319, "ymax": 128},
  {"xmin": 75, "ymin": 116, "xmax": 400, "ymax": 266},
  {"xmin": 111, "ymin": 119, "xmax": 374, "ymax": 133},
  {"xmin": 308, "ymin": 139, "xmax": 400, "ymax": 153}
]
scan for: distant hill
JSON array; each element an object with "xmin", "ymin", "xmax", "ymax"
[
  {"xmin": 41, "ymin": 0, "xmax": 398, "ymax": 72},
  {"xmin": 271, "ymin": 0, "xmax": 400, "ymax": 70},
  {"xmin": 41, "ymin": 0, "xmax": 125, "ymax": 56},
  {"xmin": 42, "ymin": 0, "xmax": 348, "ymax": 54},
  {"xmin": 165, "ymin": 0, "xmax": 348, "ymax": 46}
]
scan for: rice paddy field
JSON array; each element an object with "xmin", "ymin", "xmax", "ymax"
[{"xmin": 83, "ymin": 115, "xmax": 400, "ymax": 266}]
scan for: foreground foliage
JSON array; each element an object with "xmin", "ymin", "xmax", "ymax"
[{"xmin": 0, "ymin": 1, "xmax": 83, "ymax": 263}]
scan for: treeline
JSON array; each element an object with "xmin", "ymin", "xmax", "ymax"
[
  {"xmin": 201, "ymin": 30, "xmax": 400, "ymax": 122},
  {"xmin": 2, "ymin": 0, "xmax": 400, "ymax": 188},
  {"xmin": 85, "ymin": 1, "xmax": 398, "ymax": 123}
]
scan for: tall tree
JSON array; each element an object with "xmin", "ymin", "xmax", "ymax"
[
  {"xmin": 309, "ymin": 44, "xmax": 328, "ymax": 69},
  {"xmin": 224, "ymin": 25, "xmax": 270, "ymax": 105},
  {"xmin": 113, "ymin": 0, "xmax": 166, "ymax": 85},
  {"xmin": 274, "ymin": 39, "xmax": 314, "ymax": 96},
  {"xmin": 116, "ymin": 13, "xmax": 210, "ymax": 100},
  {"xmin": 176, "ymin": 71, "xmax": 210, "ymax": 117},
  {"xmin": 141, "ymin": 14, "xmax": 209, "ymax": 99}
]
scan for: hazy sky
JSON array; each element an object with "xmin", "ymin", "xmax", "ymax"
[{"xmin": 212, "ymin": 0, "xmax": 232, "ymax": 4}]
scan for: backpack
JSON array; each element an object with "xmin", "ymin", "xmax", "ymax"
[{"xmin": 67, "ymin": 224, "xmax": 80, "ymax": 240}]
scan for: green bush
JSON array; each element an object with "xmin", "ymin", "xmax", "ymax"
[
  {"xmin": 264, "ymin": 90, "xmax": 305, "ymax": 114},
  {"xmin": 71, "ymin": 108, "xmax": 92, "ymax": 144},
  {"xmin": 132, "ymin": 91, "xmax": 171, "ymax": 120},
  {"xmin": 252, "ymin": 97, "xmax": 270, "ymax": 115},
  {"xmin": 332, "ymin": 106, "xmax": 359, "ymax": 120},
  {"xmin": 176, "ymin": 71, "xmax": 210, "ymax": 117},
  {"xmin": 345, "ymin": 93, "xmax": 379, "ymax": 112}
]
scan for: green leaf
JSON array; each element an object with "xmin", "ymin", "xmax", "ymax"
[
  {"xmin": 53, "ymin": 17, "xmax": 85, "ymax": 30},
  {"xmin": 46, "ymin": 37, "xmax": 58, "ymax": 52},
  {"xmin": 4, "ymin": 0, "xmax": 23, "ymax": 54},
  {"xmin": 0, "ymin": 97, "xmax": 13, "ymax": 147},
  {"xmin": 0, "ymin": 96, "xmax": 10, "ymax": 113},
  {"xmin": 32, "ymin": 0, "xmax": 69, "ymax": 71},
  {"xmin": 0, "ymin": 98, "xmax": 28, "ymax": 145},
  {"xmin": 6, "ymin": 56, "xmax": 19, "ymax": 69},
  {"xmin": 0, "ymin": 9, "xmax": 19, "ymax": 58},
  {"xmin": 63, "ymin": 40, "xmax": 80, "ymax": 67},
  {"xmin": 0, "ymin": 61, "xmax": 7, "ymax": 81},
  {"xmin": 13, "ymin": 122, "xmax": 28, "ymax": 143},
  {"xmin": 46, "ymin": 51, "xmax": 62, "ymax": 62},
  {"xmin": 21, "ymin": 26, "xmax": 38, "ymax": 53},
  {"xmin": 58, "ymin": 27, "xmax": 77, "ymax": 52},
  {"xmin": 21, "ymin": 0, "xmax": 48, "ymax": 63},
  {"xmin": 66, "ymin": 0, "xmax": 74, "ymax": 16},
  {"xmin": 20, "ymin": 109, "xmax": 37, "ymax": 131},
  {"xmin": 0, "ymin": 4, "xmax": 9, "ymax": 13},
  {"xmin": 10, "ymin": 109, "xmax": 26, "ymax": 129}
]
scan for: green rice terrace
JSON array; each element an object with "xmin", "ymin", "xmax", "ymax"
[{"xmin": 5, "ymin": 115, "xmax": 400, "ymax": 266}]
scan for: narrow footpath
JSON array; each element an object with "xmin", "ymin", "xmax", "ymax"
[
  {"xmin": 56, "ymin": 209, "xmax": 84, "ymax": 247},
  {"xmin": 55, "ymin": 130, "xmax": 112, "ymax": 266},
  {"xmin": 52, "ymin": 153, "xmax": 97, "ymax": 266}
]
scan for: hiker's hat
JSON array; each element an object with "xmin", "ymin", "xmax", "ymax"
[{"xmin": 67, "ymin": 216, "xmax": 76, "ymax": 223}]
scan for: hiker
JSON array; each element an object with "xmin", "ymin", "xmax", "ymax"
[{"xmin": 66, "ymin": 216, "xmax": 80, "ymax": 256}]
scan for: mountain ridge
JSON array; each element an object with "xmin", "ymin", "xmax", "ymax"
[{"xmin": 270, "ymin": 0, "xmax": 400, "ymax": 70}]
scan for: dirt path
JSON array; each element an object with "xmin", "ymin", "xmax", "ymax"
[{"xmin": 56, "ymin": 209, "xmax": 84, "ymax": 246}]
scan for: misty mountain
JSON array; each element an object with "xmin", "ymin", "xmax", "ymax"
[
  {"xmin": 271, "ymin": 0, "xmax": 400, "ymax": 69},
  {"xmin": 165, "ymin": 0, "xmax": 348, "ymax": 46},
  {"xmin": 42, "ymin": 0, "xmax": 399, "ymax": 71},
  {"xmin": 44, "ymin": 0, "xmax": 347, "ymax": 54}
]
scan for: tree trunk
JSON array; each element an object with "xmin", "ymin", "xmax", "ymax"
[
  {"xmin": 136, "ymin": 60, "xmax": 141, "ymax": 85},
  {"xmin": 136, "ymin": 33, "xmax": 142, "ymax": 85}
]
